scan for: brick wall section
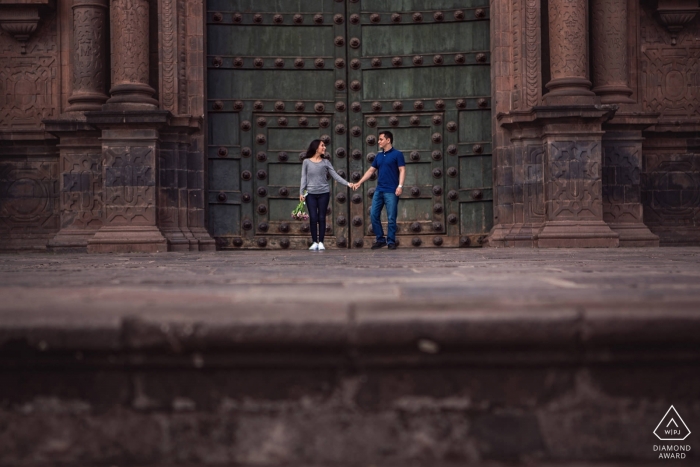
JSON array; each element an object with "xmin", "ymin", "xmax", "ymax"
[{"xmin": 642, "ymin": 135, "xmax": 700, "ymax": 245}]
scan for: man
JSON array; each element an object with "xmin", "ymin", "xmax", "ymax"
[{"xmin": 354, "ymin": 131, "xmax": 406, "ymax": 250}]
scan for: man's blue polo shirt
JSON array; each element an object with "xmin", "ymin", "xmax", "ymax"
[{"xmin": 371, "ymin": 147, "xmax": 405, "ymax": 193}]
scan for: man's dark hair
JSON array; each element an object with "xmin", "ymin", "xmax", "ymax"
[{"xmin": 379, "ymin": 131, "xmax": 393, "ymax": 144}]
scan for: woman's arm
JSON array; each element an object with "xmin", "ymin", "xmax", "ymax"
[
  {"xmin": 299, "ymin": 160, "xmax": 308, "ymax": 200},
  {"xmin": 325, "ymin": 160, "xmax": 350, "ymax": 187}
]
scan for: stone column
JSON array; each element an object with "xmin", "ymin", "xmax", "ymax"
[
  {"xmin": 590, "ymin": 0, "xmax": 635, "ymax": 103},
  {"xmin": 85, "ymin": 0, "xmax": 166, "ymax": 252},
  {"xmin": 543, "ymin": 0, "xmax": 597, "ymax": 105},
  {"xmin": 590, "ymin": 0, "xmax": 659, "ymax": 246},
  {"xmin": 66, "ymin": 0, "xmax": 109, "ymax": 111},
  {"xmin": 104, "ymin": 0, "xmax": 158, "ymax": 109}
]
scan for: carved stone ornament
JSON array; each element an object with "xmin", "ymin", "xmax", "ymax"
[
  {"xmin": 543, "ymin": 0, "xmax": 596, "ymax": 103},
  {"xmin": 0, "ymin": 5, "xmax": 41, "ymax": 54},
  {"xmin": 105, "ymin": 0, "xmax": 158, "ymax": 108},
  {"xmin": 67, "ymin": 0, "xmax": 109, "ymax": 111},
  {"xmin": 655, "ymin": 0, "xmax": 700, "ymax": 45}
]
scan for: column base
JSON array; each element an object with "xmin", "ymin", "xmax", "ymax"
[
  {"xmin": 488, "ymin": 223, "xmax": 541, "ymax": 248},
  {"xmin": 87, "ymin": 226, "xmax": 167, "ymax": 253},
  {"xmin": 47, "ymin": 229, "xmax": 96, "ymax": 252},
  {"xmin": 160, "ymin": 227, "xmax": 192, "ymax": 252},
  {"xmin": 537, "ymin": 220, "xmax": 619, "ymax": 248},
  {"xmin": 190, "ymin": 227, "xmax": 217, "ymax": 251},
  {"xmin": 180, "ymin": 228, "xmax": 200, "ymax": 251},
  {"xmin": 647, "ymin": 226, "xmax": 700, "ymax": 246},
  {"xmin": 607, "ymin": 223, "xmax": 659, "ymax": 247},
  {"xmin": 104, "ymin": 83, "xmax": 159, "ymax": 110}
]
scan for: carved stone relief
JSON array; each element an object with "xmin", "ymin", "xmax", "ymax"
[
  {"xmin": 107, "ymin": 0, "xmax": 158, "ymax": 106},
  {"xmin": 177, "ymin": 0, "xmax": 187, "ymax": 113},
  {"xmin": 161, "ymin": 0, "xmax": 177, "ymax": 112},
  {"xmin": 548, "ymin": 0, "xmax": 588, "ymax": 81},
  {"xmin": 0, "ymin": 16, "xmax": 58, "ymax": 128},
  {"xmin": 61, "ymin": 153, "xmax": 103, "ymax": 230},
  {"xmin": 511, "ymin": 0, "xmax": 541, "ymax": 109},
  {"xmin": 0, "ymin": 161, "xmax": 59, "ymax": 236},
  {"xmin": 525, "ymin": 144, "xmax": 545, "ymax": 223},
  {"xmin": 547, "ymin": 141, "xmax": 602, "ymax": 220},
  {"xmin": 591, "ymin": 0, "xmax": 634, "ymax": 102},
  {"xmin": 68, "ymin": 0, "xmax": 108, "ymax": 111},
  {"xmin": 643, "ymin": 152, "xmax": 700, "ymax": 227},
  {"xmin": 640, "ymin": 4, "xmax": 700, "ymax": 119},
  {"xmin": 524, "ymin": 0, "xmax": 541, "ymax": 107},
  {"xmin": 103, "ymin": 147, "xmax": 157, "ymax": 225},
  {"xmin": 111, "ymin": 0, "xmax": 149, "ymax": 85}
]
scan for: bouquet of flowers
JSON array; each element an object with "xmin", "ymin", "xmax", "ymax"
[{"xmin": 292, "ymin": 199, "xmax": 309, "ymax": 221}]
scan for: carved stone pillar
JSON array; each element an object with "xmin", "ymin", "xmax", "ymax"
[
  {"xmin": 588, "ymin": 0, "xmax": 660, "ymax": 246},
  {"xmin": 590, "ymin": 0, "xmax": 634, "ymax": 103},
  {"xmin": 85, "ymin": 116, "xmax": 168, "ymax": 253},
  {"xmin": 45, "ymin": 122, "xmax": 104, "ymax": 251},
  {"xmin": 495, "ymin": 107, "xmax": 620, "ymax": 248},
  {"xmin": 104, "ymin": 0, "xmax": 158, "ymax": 109},
  {"xmin": 543, "ymin": 0, "xmax": 597, "ymax": 105},
  {"xmin": 66, "ymin": 0, "xmax": 109, "ymax": 111}
]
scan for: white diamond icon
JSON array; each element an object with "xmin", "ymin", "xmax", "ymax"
[{"xmin": 654, "ymin": 405, "xmax": 691, "ymax": 441}]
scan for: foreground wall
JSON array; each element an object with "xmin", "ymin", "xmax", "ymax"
[{"xmin": 0, "ymin": 308, "xmax": 699, "ymax": 465}]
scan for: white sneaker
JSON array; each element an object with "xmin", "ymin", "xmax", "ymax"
[
  {"xmin": 309, "ymin": 242, "xmax": 319, "ymax": 251},
  {"xmin": 318, "ymin": 242, "xmax": 325, "ymax": 251}
]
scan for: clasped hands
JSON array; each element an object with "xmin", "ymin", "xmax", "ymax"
[{"xmin": 348, "ymin": 183, "xmax": 403, "ymax": 196}]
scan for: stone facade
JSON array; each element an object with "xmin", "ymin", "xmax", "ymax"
[{"xmin": 0, "ymin": 0, "xmax": 697, "ymax": 250}]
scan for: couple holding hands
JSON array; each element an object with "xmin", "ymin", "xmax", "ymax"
[{"xmin": 299, "ymin": 131, "xmax": 406, "ymax": 251}]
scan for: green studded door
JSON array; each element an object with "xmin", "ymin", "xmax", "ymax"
[{"xmin": 206, "ymin": 0, "xmax": 491, "ymax": 249}]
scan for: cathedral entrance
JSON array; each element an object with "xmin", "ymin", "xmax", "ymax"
[{"xmin": 206, "ymin": 0, "xmax": 492, "ymax": 248}]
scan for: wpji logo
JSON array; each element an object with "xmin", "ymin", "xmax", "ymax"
[{"xmin": 653, "ymin": 405, "xmax": 692, "ymax": 460}]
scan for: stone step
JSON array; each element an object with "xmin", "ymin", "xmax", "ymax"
[{"xmin": 1, "ymin": 249, "xmax": 699, "ymax": 466}]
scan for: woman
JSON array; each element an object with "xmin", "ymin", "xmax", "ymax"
[{"xmin": 299, "ymin": 139, "xmax": 355, "ymax": 250}]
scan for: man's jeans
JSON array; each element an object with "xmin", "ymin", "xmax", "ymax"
[{"xmin": 370, "ymin": 191, "xmax": 399, "ymax": 245}]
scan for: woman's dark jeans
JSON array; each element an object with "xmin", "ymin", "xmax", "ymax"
[{"xmin": 306, "ymin": 192, "xmax": 330, "ymax": 243}]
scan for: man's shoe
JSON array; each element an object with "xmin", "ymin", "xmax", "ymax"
[
  {"xmin": 371, "ymin": 242, "xmax": 387, "ymax": 250},
  {"xmin": 388, "ymin": 243, "xmax": 397, "ymax": 250}
]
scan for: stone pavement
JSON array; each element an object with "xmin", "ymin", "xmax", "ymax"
[
  {"xmin": 1, "ymin": 249, "xmax": 700, "ymax": 467},
  {"xmin": 2, "ymin": 247, "xmax": 700, "ymax": 315}
]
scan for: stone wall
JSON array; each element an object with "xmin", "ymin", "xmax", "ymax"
[
  {"xmin": 0, "ymin": 0, "xmax": 213, "ymax": 252},
  {"xmin": 638, "ymin": 0, "xmax": 700, "ymax": 245},
  {"xmin": 0, "ymin": 0, "xmax": 699, "ymax": 250},
  {"xmin": 0, "ymin": 4, "xmax": 60, "ymax": 251}
]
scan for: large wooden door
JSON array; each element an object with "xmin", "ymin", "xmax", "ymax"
[{"xmin": 206, "ymin": 0, "xmax": 491, "ymax": 249}]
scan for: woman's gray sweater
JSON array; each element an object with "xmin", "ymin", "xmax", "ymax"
[{"xmin": 300, "ymin": 158, "xmax": 349, "ymax": 195}]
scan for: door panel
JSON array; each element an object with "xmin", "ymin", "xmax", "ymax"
[
  {"xmin": 207, "ymin": 0, "xmax": 349, "ymax": 249},
  {"xmin": 206, "ymin": 0, "xmax": 491, "ymax": 248},
  {"xmin": 347, "ymin": 0, "xmax": 491, "ymax": 248}
]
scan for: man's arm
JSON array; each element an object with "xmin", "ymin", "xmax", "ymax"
[
  {"xmin": 395, "ymin": 166, "xmax": 406, "ymax": 196},
  {"xmin": 354, "ymin": 166, "xmax": 377, "ymax": 189}
]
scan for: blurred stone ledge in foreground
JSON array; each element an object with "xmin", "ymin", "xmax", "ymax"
[{"xmin": 0, "ymin": 304, "xmax": 699, "ymax": 466}]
